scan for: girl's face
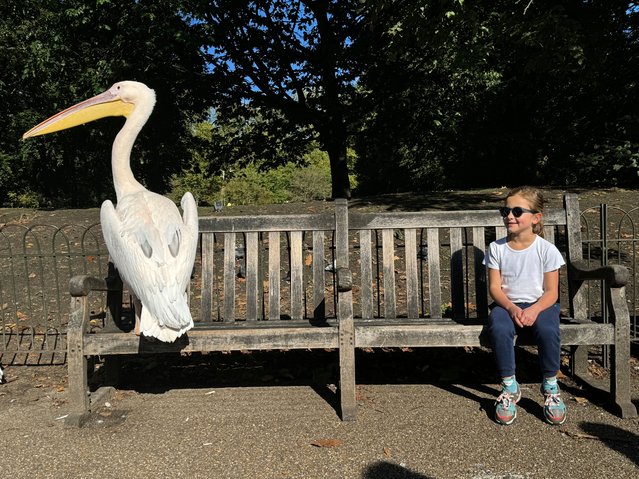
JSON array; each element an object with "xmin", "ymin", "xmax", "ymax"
[{"xmin": 504, "ymin": 194, "xmax": 541, "ymax": 236}]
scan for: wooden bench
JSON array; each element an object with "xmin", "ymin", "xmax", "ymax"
[{"xmin": 66, "ymin": 194, "xmax": 637, "ymax": 426}]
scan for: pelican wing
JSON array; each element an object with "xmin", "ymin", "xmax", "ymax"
[{"xmin": 101, "ymin": 191, "xmax": 198, "ymax": 339}]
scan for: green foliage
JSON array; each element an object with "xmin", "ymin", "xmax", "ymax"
[
  {"xmin": 168, "ymin": 169, "xmax": 222, "ymax": 207},
  {"xmin": 169, "ymin": 147, "xmax": 333, "ymax": 206},
  {"xmin": 561, "ymin": 142, "xmax": 639, "ymax": 187}
]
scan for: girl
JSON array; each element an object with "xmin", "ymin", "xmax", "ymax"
[{"xmin": 485, "ymin": 186, "xmax": 566, "ymax": 425}]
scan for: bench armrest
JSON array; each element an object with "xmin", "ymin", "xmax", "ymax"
[
  {"xmin": 69, "ymin": 275, "xmax": 109, "ymax": 297},
  {"xmin": 569, "ymin": 260, "xmax": 629, "ymax": 288}
]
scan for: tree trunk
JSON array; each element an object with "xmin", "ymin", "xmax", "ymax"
[{"xmin": 327, "ymin": 141, "xmax": 351, "ymax": 200}]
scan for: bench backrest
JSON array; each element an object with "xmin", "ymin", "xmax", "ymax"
[
  {"xmin": 194, "ymin": 194, "xmax": 585, "ymax": 324},
  {"xmin": 347, "ymin": 194, "xmax": 584, "ymax": 321},
  {"xmin": 196, "ymin": 212, "xmax": 340, "ymax": 323}
]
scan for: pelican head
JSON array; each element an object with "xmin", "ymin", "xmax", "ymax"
[{"xmin": 23, "ymin": 81, "xmax": 156, "ymax": 139}]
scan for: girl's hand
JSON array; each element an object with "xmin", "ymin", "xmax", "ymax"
[
  {"xmin": 519, "ymin": 306, "xmax": 540, "ymax": 327},
  {"xmin": 508, "ymin": 306, "xmax": 524, "ymax": 328}
]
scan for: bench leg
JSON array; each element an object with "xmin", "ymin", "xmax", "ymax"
[
  {"xmin": 610, "ymin": 343, "xmax": 637, "ymax": 418},
  {"xmin": 66, "ymin": 336, "xmax": 90, "ymax": 427},
  {"xmin": 609, "ymin": 288, "xmax": 637, "ymax": 418},
  {"xmin": 569, "ymin": 345, "xmax": 589, "ymax": 378},
  {"xmin": 65, "ymin": 297, "xmax": 91, "ymax": 427},
  {"xmin": 339, "ymin": 316, "xmax": 357, "ymax": 421}
]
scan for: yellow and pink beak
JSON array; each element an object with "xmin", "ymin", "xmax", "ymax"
[{"xmin": 22, "ymin": 89, "xmax": 134, "ymax": 139}]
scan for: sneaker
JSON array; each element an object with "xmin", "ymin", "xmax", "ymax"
[
  {"xmin": 495, "ymin": 380, "xmax": 521, "ymax": 425},
  {"xmin": 541, "ymin": 381, "xmax": 567, "ymax": 425}
]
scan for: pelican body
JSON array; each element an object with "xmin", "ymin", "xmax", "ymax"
[{"xmin": 23, "ymin": 81, "xmax": 198, "ymax": 342}]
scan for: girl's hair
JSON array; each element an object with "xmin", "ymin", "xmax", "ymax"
[{"xmin": 505, "ymin": 186, "xmax": 545, "ymax": 237}]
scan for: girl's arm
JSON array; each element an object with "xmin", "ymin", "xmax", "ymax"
[
  {"xmin": 519, "ymin": 269, "xmax": 560, "ymax": 326},
  {"xmin": 488, "ymin": 268, "xmax": 524, "ymax": 327}
]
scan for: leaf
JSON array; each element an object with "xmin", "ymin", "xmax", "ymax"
[
  {"xmin": 311, "ymin": 439, "xmax": 343, "ymax": 448},
  {"xmin": 28, "ymin": 272, "xmax": 36, "ymax": 278},
  {"xmin": 383, "ymin": 447, "xmax": 392, "ymax": 457},
  {"xmin": 16, "ymin": 311, "xmax": 28, "ymax": 321},
  {"xmin": 305, "ymin": 254, "xmax": 312, "ymax": 266},
  {"xmin": 559, "ymin": 429, "xmax": 599, "ymax": 440}
]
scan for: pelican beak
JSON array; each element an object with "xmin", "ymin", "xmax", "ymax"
[{"xmin": 22, "ymin": 89, "xmax": 135, "ymax": 139}]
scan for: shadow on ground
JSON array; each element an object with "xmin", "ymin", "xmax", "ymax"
[
  {"xmin": 362, "ymin": 461, "xmax": 433, "ymax": 479},
  {"xmin": 578, "ymin": 422, "xmax": 639, "ymax": 467},
  {"xmin": 96, "ymin": 345, "xmax": 594, "ymax": 421}
]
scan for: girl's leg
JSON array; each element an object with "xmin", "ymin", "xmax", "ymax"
[
  {"xmin": 531, "ymin": 303, "xmax": 561, "ymax": 378},
  {"xmin": 488, "ymin": 305, "xmax": 517, "ymax": 377}
]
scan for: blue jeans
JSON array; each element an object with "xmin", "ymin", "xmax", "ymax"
[{"xmin": 488, "ymin": 303, "xmax": 561, "ymax": 379}]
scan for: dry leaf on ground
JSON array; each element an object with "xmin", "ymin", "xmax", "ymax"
[{"xmin": 311, "ymin": 439, "xmax": 343, "ymax": 448}]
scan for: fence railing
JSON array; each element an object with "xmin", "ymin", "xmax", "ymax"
[
  {"xmin": 1, "ymin": 204, "xmax": 638, "ymax": 365},
  {"xmin": 0, "ymin": 222, "xmax": 109, "ymax": 364}
]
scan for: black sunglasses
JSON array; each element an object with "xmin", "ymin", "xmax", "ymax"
[{"xmin": 498, "ymin": 206, "xmax": 539, "ymax": 218}]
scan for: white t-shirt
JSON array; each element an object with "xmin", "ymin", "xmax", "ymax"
[{"xmin": 484, "ymin": 235, "xmax": 565, "ymax": 303}]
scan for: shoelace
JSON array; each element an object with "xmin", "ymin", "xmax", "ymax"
[
  {"xmin": 544, "ymin": 392, "xmax": 562, "ymax": 408},
  {"xmin": 496, "ymin": 391, "xmax": 515, "ymax": 407}
]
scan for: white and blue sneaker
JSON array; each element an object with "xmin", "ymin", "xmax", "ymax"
[
  {"xmin": 541, "ymin": 377, "xmax": 567, "ymax": 425},
  {"xmin": 495, "ymin": 376, "xmax": 521, "ymax": 425}
]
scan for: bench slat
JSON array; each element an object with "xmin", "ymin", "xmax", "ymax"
[
  {"xmin": 355, "ymin": 322, "xmax": 615, "ymax": 348},
  {"xmin": 545, "ymin": 226, "xmax": 555, "ymax": 245},
  {"xmin": 199, "ymin": 214, "xmax": 335, "ymax": 233},
  {"xmin": 382, "ymin": 229, "xmax": 396, "ymax": 318},
  {"xmin": 291, "ymin": 231, "xmax": 304, "ymax": 320},
  {"xmin": 427, "ymin": 228, "xmax": 441, "ymax": 317},
  {"xmin": 450, "ymin": 227, "xmax": 464, "ymax": 318},
  {"xmin": 223, "ymin": 233, "xmax": 236, "ymax": 322},
  {"xmin": 201, "ymin": 233, "xmax": 215, "ymax": 322},
  {"xmin": 313, "ymin": 231, "xmax": 326, "ymax": 321},
  {"xmin": 360, "ymin": 230, "xmax": 374, "ymax": 319},
  {"xmin": 405, "ymin": 228, "xmax": 419, "ymax": 318},
  {"xmin": 246, "ymin": 232, "xmax": 260, "ymax": 321},
  {"xmin": 348, "ymin": 209, "xmax": 567, "ymax": 230},
  {"xmin": 84, "ymin": 325, "xmax": 339, "ymax": 355},
  {"xmin": 473, "ymin": 226, "xmax": 488, "ymax": 318},
  {"xmin": 268, "ymin": 231, "xmax": 280, "ymax": 320}
]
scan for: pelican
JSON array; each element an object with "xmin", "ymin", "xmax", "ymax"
[{"xmin": 23, "ymin": 81, "xmax": 198, "ymax": 342}]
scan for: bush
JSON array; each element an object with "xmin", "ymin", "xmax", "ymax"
[
  {"xmin": 169, "ymin": 148, "xmax": 336, "ymax": 206},
  {"xmin": 6, "ymin": 189, "xmax": 45, "ymax": 208},
  {"xmin": 561, "ymin": 142, "xmax": 639, "ymax": 187},
  {"xmin": 168, "ymin": 170, "xmax": 222, "ymax": 206}
]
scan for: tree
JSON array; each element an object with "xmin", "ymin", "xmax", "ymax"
[
  {"xmin": 353, "ymin": 0, "xmax": 639, "ymax": 191},
  {"xmin": 0, "ymin": 0, "xmax": 213, "ymax": 206},
  {"xmin": 186, "ymin": 0, "xmax": 362, "ymax": 198},
  {"xmin": 352, "ymin": 0, "xmax": 498, "ymax": 193}
]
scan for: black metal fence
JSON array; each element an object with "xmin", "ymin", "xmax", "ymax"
[
  {"xmin": 1, "ymin": 204, "xmax": 638, "ymax": 365},
  {"xmin": 0, "ymin": 222, "xmax": 109, "ymax": 364}
]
